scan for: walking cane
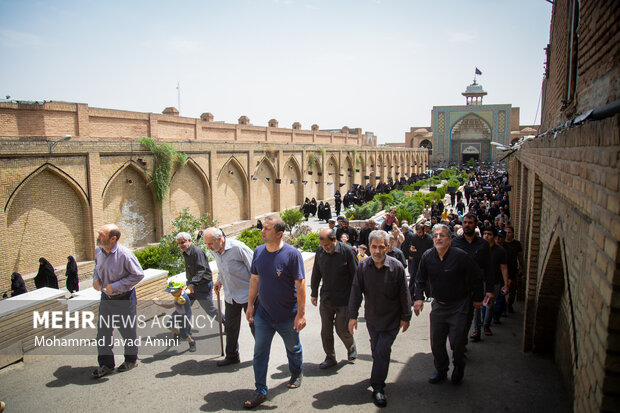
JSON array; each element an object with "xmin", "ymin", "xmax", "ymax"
[{"xmin": 216, "ymin": 289, "xmax": 224, "ymax": 356}]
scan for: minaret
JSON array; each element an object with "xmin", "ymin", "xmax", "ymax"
[{"xmin": 462, "ymin": 80, "xmax": 487, "ymax": 105}]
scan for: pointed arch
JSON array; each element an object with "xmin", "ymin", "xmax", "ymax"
[
  {"xmin": 5, "ymin": 162, "xmax": 88, "ymax": 213},
  {"xmin": 448, "ymin": 112, "xmax": 493, "ymax": 162},
  {"xmin": 252, "ymin": 157, "xmax": 277, "ymax": 215},
  {"xmin": 7, "ymin": 164, "xmax": 90, "ymax": 275},
  {"xmin": 343, "ymin": 155, "xmax": 354, "ymax": 191},
  {"xmin": 170, "ymin": 158, "xmax": 211, "ymax": 221},
  {"xmin": 281, "ymin": 156, "xmax": 302, "ymax": 209},
  {"xmin": 369, "ymin": 154, "xmax": 377, "ymax": 185},
  {"xmin": 215, "ymin": 156, "xmax": 249, "ymax": 222},
  {"xmin": 103, "ymin": 161, "xmax": 156, "ymax": 248},
  {"xmin": 325, "ymin": 155, "xmax": 339, "ymax": 198},
  {"xmin": 306, "ymin": 152, "xmax": 323, "ymax": 200},
  {"xmin": 102, "ymin": 160, "xmax": 151, "ymax": 200},
  {"xmin": 377, "ymin": 154, "xmax": 384, "ymax": 183},
  {"xmin": 357, "ymin": 154, "xmax": 366, "ymax": 187},
  {"xmin": 533, "ymin": 234, "xmax": 567, "ymax": 349}
]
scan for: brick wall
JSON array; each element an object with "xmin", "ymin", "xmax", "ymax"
[
  {"xmin": 511, "ymin": 114, "xmax": 620, "ymax": 412},
  {"xmin": 541, "ymin": 0, "xmax": 620, "ymax": 131},
  {"xmin": 0, "ymin": 101, "xmax": 369, "ymax": 146},
  {"xmin": 0, "ymin": 137, "xmax": 427, "ymax": 295}
]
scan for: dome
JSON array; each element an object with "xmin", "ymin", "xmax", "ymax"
[
  {"xmin": 463, "ymin": 82, "xmax": 486, "ymax": 95},
  {"xmin": 414, "ymin": 128, "xmax": 428, "ymax": 133}
]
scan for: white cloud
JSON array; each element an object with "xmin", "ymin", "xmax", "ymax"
[{"xmin": 0, "ymin": 29, "xmax": 42, "ymax": 48}]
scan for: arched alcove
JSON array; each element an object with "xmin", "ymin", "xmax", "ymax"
[
  {"xmin": 103, "ymin": 162, "xmax": 156, "ymax": 248},
  {"xmin": 281, "ymin": 157, "xmax": 302, "ymax": 209},
  {"xmin": 170, "ymin": 159, "xmax": 210, "ymax": 222},
  {"xmin": 215, "ymin": 157, "xmax": 248, "ymax": 222},
  {"xmin": 7, "ymin": 165, "xmax": 89, "ymax": 275},
  {"xmin": 252, "ymin": 157, "xmax": 277, "ymax": 216}
]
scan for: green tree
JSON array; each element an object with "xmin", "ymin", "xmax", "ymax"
[{"xmin": 280, "ymin": 208, "xmax": 306, "ymax": 232}]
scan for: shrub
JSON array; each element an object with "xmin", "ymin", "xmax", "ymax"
[
  {"xmin": 344, "ymin": 199, "xmax": 380, "ymax": 220},
  {"xmin": 396, "ymin": 208, "xmax": 412, "ymax": 225},
  {"xmin": 238, "ymin": 229, "xmax": 264, "ymax": 251},
  {"xmin": 373, "ymin": 193, "xmax": 394, "ymax": 209},
  {"xmin": 134, "ymin": 208, "xmax": 216, "ymax": 275},
  {"xmin": 389, "ymin": 190, "xmax": 406, "ymax": 204},
  {"xmin": 293, "ymin": 232, "xmax": 320, "ymax": 252},
  {"xmin": 280, "ymin": 208, "xmax": 306, "ymax": 232}
]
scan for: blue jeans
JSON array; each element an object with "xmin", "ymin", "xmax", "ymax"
[{"xmin": 253, "ymin": 312, "xmax": 303, "ymax": 395}]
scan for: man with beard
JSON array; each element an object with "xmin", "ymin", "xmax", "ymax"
[
  {"xmin": 92, "ymin": 224, "xmax": 145, "ymax": 378},
  {"xmin": 311, "ymin": 228, "xmax": 358, "ymax": 369},
  {"xmin": 336, "ymin": 217, "xmax": 358, "ymax": 247},
  {"xmin": 414, "ymin": 224, "xmax": 483, "ymax": 384},
  {"xmin": 348, "ymin": 230, "xmax": 411, "ymax": 407},
  {"xmin": 451, "ymin": 214, "xmax": 493, "ymax": 343},
  {"xmin": 402, "ymin": 223, "xmax": 434, "ymax": 300}
]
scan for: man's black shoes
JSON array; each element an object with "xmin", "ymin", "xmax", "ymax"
[
  {"xmin": 319, "ymin": 358, "xmax": 337, "ymax": 369},
  {"xmin": 372, "ymin": 391, "xmax": 387, "ymax": 407},
  {"xmin": 217, "ymin": 358, "xmax": 240, "ymax": 367},
  {"xmin": 92, "ymin": 365, "xmax": 114, "ymax": 378},
  {"xmin": 451, "ymin": 365, "xmax": 465, "ymax": 384},
  {"xmin": 347, "ymin": 346, "xmax": 357, "ymax": 361},
  {"xmin": 428, "ymin": 370, "xmax": 447, "ymax": 384}
]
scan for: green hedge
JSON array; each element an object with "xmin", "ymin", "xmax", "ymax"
[
  {"xmin": 237, "ymin": 229, "xmax": 264, "ymax": 251},
  {"xmin": 344, "ymin": 199, "xmax": 381, "ymax": 220}
]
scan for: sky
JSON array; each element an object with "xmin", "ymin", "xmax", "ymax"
[{"xmin": 0, "ymin": 0, "xmax": 553, "ymax": 143}]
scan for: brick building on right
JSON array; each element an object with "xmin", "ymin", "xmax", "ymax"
[{"xmin": 509, "ymin": 1, "xmax": 619, "ymax": 411}]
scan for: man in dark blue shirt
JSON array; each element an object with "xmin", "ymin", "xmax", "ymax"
[
  {"xmin": 348, "ymin": 230, "xmax": 411, "ymax": 407},
  {"xmin": 414, "ymin": 224, "xmax": 483, "ymax": 385},
  {"xmin": 244, "ymin": 216, "xmax": 306, "ymax": 409}
]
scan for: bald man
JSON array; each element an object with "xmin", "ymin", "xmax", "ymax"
[
  {"xmin": 204, "ymin": 227, "xmax": 255, "ymax": 366},
  {"xmin": 92, "ymin": 224, "xmax": 145, "ymax": 379}
]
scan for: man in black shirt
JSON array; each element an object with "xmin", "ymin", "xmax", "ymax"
[
  {"xmin": 480, "ymin": 227, "xmax": 509, "ymax": 336},
  {"xmin": 414, "ymin": 224, "xmax": 483, "ymax": 385},
  {"xmin": 348, "ymin": 230, "xmax": 411, "ymax": 407},
  {"xmin": 358, "ymin": 219, "xmax": 377, "ymax": 248},
  {"xmin": 504, "ymin": 226, "xmax": 524, "ymax": 312},
  {"xmin": 336, "ymin": 217, "xmax": 358, "ymax": 247},
  {"xmin": 311, "ymin": 228, "xmax": 359, "ymax": 369},
  {"xmin": 177, "ymin": 232, "xmax": 224, "ymax": 324},
  {"xmin": 451, "ymin": 214, "xmax": 493, "ymax": 342},
  {"xmin": 402, "ymin": 223, "xmax": 434, "ymax": 299}
]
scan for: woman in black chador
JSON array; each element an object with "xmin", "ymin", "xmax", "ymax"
[
  {"xmin": 317, "ymin": 201, "xmax": 325, "ymax": 221},
  {"xmin": 309, "ymin": 197, "xmax": 318, "ymax": 217},
  {"xmin": 65, "ymin": 255, "xmax": 79, "ymax": 293},
  {"xmin": 11, "ymin": 272, "xmax": 27, "ymax": 296},
  {"xmin": 35, "ymin": 257, "xmax": 59, "ymax": 289}
]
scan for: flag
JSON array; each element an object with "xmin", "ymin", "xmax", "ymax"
[{"xmin": 475, "ymin": 67, "xmax": 482, "ymax": 75}]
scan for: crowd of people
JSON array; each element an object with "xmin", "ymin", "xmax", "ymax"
[{"xmin": 5, "ymin": 166, "xmax": 523, "ymax": 410}]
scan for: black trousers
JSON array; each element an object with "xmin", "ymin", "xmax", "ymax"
[
  {"xmin": 430, "ymin": 298, "xmax": 470, "ymax": 372},
  {"xmin": 367, "ymin": 324, "xmax": 399, "ymax": 392},
  {"xmin": 224, "ymin": 300, "xmax": 255, "ymax": 360}
]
